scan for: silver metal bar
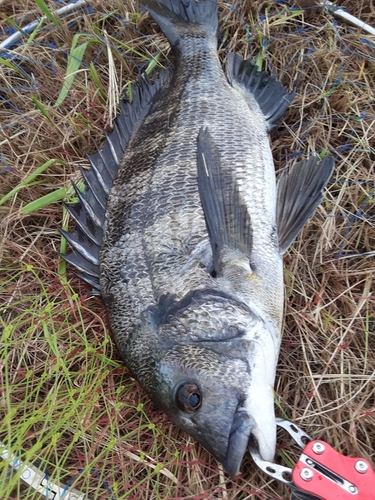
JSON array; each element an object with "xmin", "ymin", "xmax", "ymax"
[
  {"xmin": 249, "ymin": 419, "xmax": 311, "ymax": 485},
  {"xmin": 0, "ymin": 0, "xmax": 88, "ymax": 49},
  {"xmin": 249, "ymin": 444, "xmax": 294, "ymax": 484},
  {"xmin": 322, "ymin": 1, "xmax": 375, "ymax": 36},
  {"xmin": 276, "ymin": 418, "xmax": 312, "ymax": 450}
]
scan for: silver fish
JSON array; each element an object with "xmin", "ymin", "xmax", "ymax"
[{"xmin": 62, "ymin": 0, "xmax": 333, "ymax": 475}]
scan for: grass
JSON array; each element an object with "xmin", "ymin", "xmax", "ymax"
[
  {"xmin": 0, "ymin": 0, "xmax": 374, "ymax": 499},
  {"xmin": 0, "ymin": 265, "xmax": 181, "ymax": 499}
]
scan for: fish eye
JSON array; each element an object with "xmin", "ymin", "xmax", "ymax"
[{"xmin": 175, "ymin": 382, "xmax": 202, "ymax": 413}]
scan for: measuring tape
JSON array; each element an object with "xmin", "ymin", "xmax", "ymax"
[{"xmin": 1, "ymin": 441, "xmax": 89, "ymax": 500}]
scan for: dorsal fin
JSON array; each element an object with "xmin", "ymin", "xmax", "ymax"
[
  {"xmin": 61, "ymin": 71, "xmax": 170, "ymax": 293},
  {"xmin": 196, "ymin": 127, "xmax": 252, "ymax": 275},
  {"xmin": 226, "ymin": 52, "xmax": 295, "ymax": 132}
]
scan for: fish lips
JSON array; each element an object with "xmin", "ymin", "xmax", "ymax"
[{"xmin": 222, "ymin": 407, "xmax": 255, "ymax": 476}]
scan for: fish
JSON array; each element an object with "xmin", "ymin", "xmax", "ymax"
[{"xmin": 61, "ymin": 0, "xmax": 334, "ymax": 476}]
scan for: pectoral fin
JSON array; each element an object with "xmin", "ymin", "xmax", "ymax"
[
  {"xmin": 196, "ymin": 128, "xmax": 252, "ymax": 275},
  {"xmin": 277, "ymin": 156, "xmax": 334, "ymax": 254}
]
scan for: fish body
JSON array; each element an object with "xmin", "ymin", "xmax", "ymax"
[{"xmin": 63, "ymin": 0, "xmax": 333, "ymax": 475}]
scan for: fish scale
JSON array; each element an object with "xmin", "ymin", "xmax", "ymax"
[
  {"xmin": 110, "ymin": 48, "xmax": 277, "ymax": 308},
  {"xmin": 62, "ymin": 0, "xmax": 334, "ymax": 476}
]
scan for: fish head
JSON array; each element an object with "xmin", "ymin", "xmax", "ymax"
[{"xmin": 142, "ymin": 290, "xmax": 280, "ymax": 475}]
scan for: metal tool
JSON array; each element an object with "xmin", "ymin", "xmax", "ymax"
[
  {"xmin": 1, "ymin": 441, "xmax": 89, "ymax": 500},
  {"xmin": 250, "ymin": 418, "xmax": 375, "ymax": 500}
]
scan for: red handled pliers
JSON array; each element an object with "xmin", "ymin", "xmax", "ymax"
[{"xmin": 250, "ymin": 418, "xmax": 375, "ymax": 500}]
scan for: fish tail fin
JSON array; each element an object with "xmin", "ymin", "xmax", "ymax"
[{"xmin": 143, "ymin": 0, "xmax": 218, "ymax": 48}]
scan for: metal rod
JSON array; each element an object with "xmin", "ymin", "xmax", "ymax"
[
  {"xmin": 322, "ymin": 1, "xmax": 375, "ymax": 36},
  {"xmin": 0, "ymin": 0, "xmax": 88, "ymax": 50}
]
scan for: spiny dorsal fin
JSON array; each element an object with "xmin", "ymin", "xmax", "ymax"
[
  {"xmin": 196, "ymin": 127, "xmax": 252, "ymax": 275},
  {"xmin": 61, "ymin": 71, "xmax": 170, "ymax": 293},
  {"xmin": 277, "ymin": 156, "xmax": 334, "ymax": 254},
  {"xmin": 226, "ymin": 52, "xmax": 295, "ymax": 132}
]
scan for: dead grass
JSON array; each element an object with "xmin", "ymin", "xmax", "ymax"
[{"xmin": 0, "ymin": 1, "xmax": 374, "ymax": 499}]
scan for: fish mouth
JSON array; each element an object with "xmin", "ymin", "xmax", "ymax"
[
  {"xmin": 222, "ymin": 407, "xmax": 254, "ymax": 476},
  {"xmin": 221, "ymin": 334, "xmax": 278, "ymax": 476},
  {"xmin": 222, "ymin": 403, "xmax": 276, "ymax": 476}
]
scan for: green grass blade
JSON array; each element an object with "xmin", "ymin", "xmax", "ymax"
[
  {"xmin": 21, "ymin": 187, "xmax": 67, "ymax": 214},
  {"xmin": 319, "ymin": 148, "xmax": 329, "ymax": 159},
  {"xmin": 54, "ymin": 36, "xmax": 91, "ymax": 107},
  {"xmin": 4, "ymin": 14, "xmax": 26, "ymax": 36},
  {"xmin": 58, "ymin": 180, "xmax": 85, "ymax": 274},
  {"xmin": 0, "ymin": 159, "xmax": 65, "ymax": 207},
  {"xmin": 0, "ymin": 57, "xmax": 21, "ymax": 73},
  {"xmin": 255, "ymin": 51, "xmax": 263, "ymax": 71},
  {"xmin": 274, "ymin": 393, "xmax": 289, "ymax": 419},
  {"xmin": 269, "ymin": 9, "xmax": 304, "ymax": 27},
  {"xmin": 115, "ymin": 38, "xmax": 165, "ymax": 63},
  {"xmin": 89, "ymin": 62, "xmax": 106, "ymax": 99},
  {"xmin": 21, "ymin": 179, "xmax": 85, "ymax": 215},
  {"xmin": 31, "ymin": 96, "xmax": 51, "ymax": 119},
  {"xmin": 25, "ymin": 18, "xmax": 45, "ymax": 48},
  {"xmin": 145, "ymin": 52, "xmax": 162, "ymax": 75},
  {"xmin": 33, "ymin": 0, "xmax": 61, "ymax": 28},
  {"xmin": 25, "ymin": 160, "xmax": 65, "ymax": 185},
  {"xmin": 127, "ymin": 82, "xmax": 133, "ymax": 103},
  {"xmin": 58, "ymin": 206, "xmax": 70, "ymax": 275}
]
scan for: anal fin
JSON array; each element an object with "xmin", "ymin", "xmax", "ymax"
[
  {"xmin": 277, "ymin": 156, "xmax": 334, "ymax": 254},
  {"xmin": 197, "ymin": 128, "xmax": 252, "ymax": 275}
]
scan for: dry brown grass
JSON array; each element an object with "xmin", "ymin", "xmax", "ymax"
[{"xmin": 1, "ymin": 1, "xmax": 374, "ymax": 499}]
